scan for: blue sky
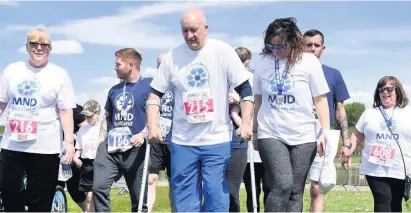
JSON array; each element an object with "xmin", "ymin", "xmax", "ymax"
[{"xmin": 1, "ymin": 1, "xmax": 410, "ymax": 109}]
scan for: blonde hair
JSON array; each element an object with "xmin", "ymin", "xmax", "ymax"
[
  {"xmin": 27, "ymin": 28, "xmax": 51, "ymax": 44},
  {"xmin": 115, "ymin": 48, "xmax": 143, "ymax": 69},
  {"xmin": 235, "ymin": 47, "xmax": 252, "ymax": 63}
]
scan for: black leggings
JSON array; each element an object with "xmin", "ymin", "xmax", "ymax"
[
  {"xmin": 258, "ymin": 138, "xmax": 317, "ymax": 212},
  {"xmin": 225, "ymin": 148, "xmax": 248, "ymax": 212},
  {"xmin": 243, "ymin": 162, "xmax": 269, "ymax": 212},
  {"xmin": 366, "ymin": 175, "xmax": 405, "ymax": 212}
]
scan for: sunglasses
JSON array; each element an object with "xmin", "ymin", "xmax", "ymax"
[
  {"xmin": 28, "ymin": 41, "xmax": 51, "ymax": 49},
  {"xmin": 266, "ymin": 43, "xmax": 287, "ymax": 53},
  {"xmin": 304, "ymin": 43, "xmax": 322, "ymax": 48},
  {"xmin": 378, "ymin": 87, "xmax": 396, "ymax": 93}
]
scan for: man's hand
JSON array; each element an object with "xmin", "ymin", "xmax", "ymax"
[
  {"xmin": 130, "ymin": 133, "xmax": 145, "ymax": 147},
  {"xmin": 239, "ymin": 123, "xmax": 252, "ymax": 142},
  {"xmin": 62, "ymin": 141, "xmax": 75, "ymax": 164},
  {"xmin": 339, "ymin": 146, "xmax": 351, "ymax": 170},
  {"xmin": 148, "ymin": 125, "xmax": 164, "ymax": 144},
  {"xmin": 317, "ymin": 134, "xmax": 326, "ymax": 157},
  {"xmin": 73, "ymin": 158, "xmax": 83, "ymax": 169}
]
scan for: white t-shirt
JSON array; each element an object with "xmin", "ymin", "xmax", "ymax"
[
  {"xmin": 253, "ymin": 53, "xmax": 329, "ymax": 145},
  {"xmin": 0, "ymin": 61, "xmax": 76, "ymax": 154},
  {"xmin": 75, "ymin": 120, "xmax": 101, "ymax": 159},
  {"xmin": 357, "ymin": 106, "xmax": 411, "ymax": 179},
  {"xmin": 151, "ymin": 38, "xmax": 250, "ymax": 146}
]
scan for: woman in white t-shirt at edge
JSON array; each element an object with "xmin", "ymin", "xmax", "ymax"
[
  {"xmin": 0, "ymin": 28, "xmax": 76, "ymax": 212},
  {"xmin": 252, "ymin": 17, "xmax": 330, "ymax": 212},
  {"xmin": 340, "ymin": 76, "xmax": 410, "ymax": 212},
  {"xmin": 73, "ymin": 99, "xmax": 102, "ymax": 213}
]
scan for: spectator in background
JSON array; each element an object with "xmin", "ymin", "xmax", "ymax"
[
  {"xmin": 225, "ymin": 47, "xmax": 254, "ymax": 212},
  {"xmin": 303, "ymin": 29, "xmax": 351, "ymax": 212},
  {"xmin": 147, "ymin": 53, "xmax": 175, "ymax": 213}
]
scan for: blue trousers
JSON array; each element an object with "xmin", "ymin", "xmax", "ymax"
[{"xmin": 171, "ymin": 142, "xmax": 231, "ymax": 212}]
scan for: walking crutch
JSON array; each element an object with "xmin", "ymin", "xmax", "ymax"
[
  {"xmin": 248, "ymin": 140, "xmax": 258, "ymax": 213},
  {"xmin": 137, "ymin": 140, "xmax": 151, "ymax": 213}
]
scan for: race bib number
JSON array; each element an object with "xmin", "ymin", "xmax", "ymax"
[
  {"xmin": 9, "ymin": 119, "xmax": 38, "ymax": 142},
  {"xmin": 107, "ymin": 127, "xmax": 132, "ymax": 153},
  {"xmin": 368, "ymin": 145, "xmax": 396, "ymax": 167},
  {"xmin": 183, "ymin": 90, "xmax": 214, "ymax": 124},
  {"xmin": 160, "ymin": 117, "xmax": 172, "ymax": 137}
]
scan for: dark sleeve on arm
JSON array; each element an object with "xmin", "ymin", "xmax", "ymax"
[
  {"xmin": 150, "ymin": 87, "xmax": 165, "ymax": 99},
  {"xmin": 234, "ymin": 80, "xmax": 253, "ymax": 99},
  {"xmin": 335, "ymin": 71, "xmax": 350, "ymax": 102}
]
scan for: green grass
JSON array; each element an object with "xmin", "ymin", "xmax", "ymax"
[{"xmin": 66, "ymin": 186, "xmax": 411, "ymax": 212}]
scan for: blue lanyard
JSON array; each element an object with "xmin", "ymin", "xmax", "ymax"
[
  {"xmin": 274, "ymin": 57, "xmax": 288, "ymax": 95},
  {"xmin": 379, "ymin": 105, "xmax": 396, "ymax": 127}
]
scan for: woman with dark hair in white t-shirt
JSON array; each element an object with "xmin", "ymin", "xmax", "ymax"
[
  {"xmin": 341, "ymin": 76, "xmax": 410, "ymax": 212},
  {"xmin": 252, "ymin": 17, "xmax": 330, "ymax": 212}
]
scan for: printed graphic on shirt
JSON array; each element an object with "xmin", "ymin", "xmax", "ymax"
[
  {"xmin": 161, "ymin": 90, "xmax": 173, "ymax": 118},
  {"xmin": 183, "ymin": 63, "xmax": 215, "ymax": 123},
  {"xmin": 113, "ymin": 92, "xmax": 134, "ymax": 127},
  {"xmin": 264, "ymin": 72, "xmax": 296, "ymax": 110},
  {"xmin": 370, "ymin": 119, "xmax": 399, "ymax": 167},
  {"xmin": 9, "ymin": 78, "xmax": 41, "ymax": 141}
]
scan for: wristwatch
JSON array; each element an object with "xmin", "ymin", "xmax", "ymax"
[{"xmin": 342, "ymin": 141, "xmax": 352, "ymax": 149}]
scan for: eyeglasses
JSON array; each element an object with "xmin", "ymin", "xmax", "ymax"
[
  {"xmin": 378, "ymin": 87, "xmax": 396, "ymax": 93},
  {"xmin": 28, "ymin": 41, "xmax": 51, "ymax": 49},
  {"xmin": 304, "ymin": 43, "xmax": 322, "ymax": 48},
  {"xmin": 266, "ymin": 43, "xmax": 287, "ymax": 53}
]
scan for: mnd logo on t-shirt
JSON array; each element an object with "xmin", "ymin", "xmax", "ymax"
[
  {"xmin": 113, "ymin": 92, "xmax": 135, "ymax": 127},
  {"xmin": 9, "ymin": 78, "xmax": 41, "ymax": 141},
  {"xmin": 376, "ymin": 120, "xmax": 399, "ymax": 141},
  {"xmin": 264, "ymin": 72, "xmax": 296, "ymax": 110}
]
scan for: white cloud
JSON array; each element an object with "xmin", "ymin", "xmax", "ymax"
[
  {"xmin": 6, "ymin": 1, "xmax": 260, "ymax": 50},
  {"xmin": 18, "ymin": 40, "xmax": 84, "ymax": 54},
  {"xmin": 0, "ymin": 0, "xmax": 18, "ymax": 6},
  {"xmin": 141, "ymin": 67, "xmax": 157, "ymax": 78},
  {"xmin": 89, "ymin": 76, "xmax": 119, "ymax": 87}
]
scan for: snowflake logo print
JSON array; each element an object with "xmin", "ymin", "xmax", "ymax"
[
  {"xmin": 380, "ymin": 120, "xmax": 396, "ymax": 132},
  {"xmin": 186, "ymin": 64, "xmax": 209, "ymax": 88},
  {"xmin": 115, "ymin": 93, "xmax": 134, "ymax": 112},
  {"xmin": 17, "ymin": 79, "xmax": 40, "ymax": 96},
  {"xmin": 268, "ymin": 73, "xmax": 292, "ymax": 94}
]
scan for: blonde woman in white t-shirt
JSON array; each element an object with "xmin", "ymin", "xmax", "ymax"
[
  {"xmin": 73, "ymin": 99, "xmax": 102, "ymax": 213},
  {"xmin": 252, "ymin": 17, "xmax": 330, "ymax": 212},
  {"xmin": 341, "ymin": 76, "xmax": 410, "ymax": 212}
]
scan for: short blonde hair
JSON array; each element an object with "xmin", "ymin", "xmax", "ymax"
[
  {"xmin": 27, "ymin": 28, "xmax": 51, "ymax": 44},
  {"xmin": 235, "ymin": 47, "xmax": 252, "ymax": 63},
  {"xmin": 115, "ymin": 48, "xmax": 143, "ymax": 68}
]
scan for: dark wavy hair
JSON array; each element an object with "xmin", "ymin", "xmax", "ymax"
[
  {"xmin": 260, "ymin": 17, "xmax": 305, "ymax": 70},
  {"xmin": 373, "ymin": 76, "xmax": 408, "ymax": 108}
]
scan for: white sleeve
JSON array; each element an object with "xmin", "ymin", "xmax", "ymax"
[
  {"xmin": 75, "ymin": 130, "xmax": 82, "ymax": 149},
  {"xmin": 253, "ymin": 58, "xmax": 262, "ymax": 95},
  {"xmin": 223, "ymin": 44, "xmax": 250, "ymax": 89},
  {"xmin": 57, "ymin": 69, "xmax": 76, "ymax": 109},
  {"xmin": 355, "ymin": 110, "xmax": 367, "ymax": 134},
  {"xmin": 307, "ymin": 54, "xmax": 330, "ymax": 97},
  {"xmin": 150, "ymin": 55, "xmax": 172, "ymax": 94},
  {"xmin": 0, "ymin": 65, "xmax": 11, "ymax": 103}
]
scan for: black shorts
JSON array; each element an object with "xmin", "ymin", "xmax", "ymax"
[
  {"xmin": 79, "ymin": 158, "xmax": 94, "ymax": 192},
  {"xmin": 149, "ymin": 143, "xmax": 171, "ymax": 177}
]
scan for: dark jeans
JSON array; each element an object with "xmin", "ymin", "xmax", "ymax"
[
  {"xmin": 225, "ymin": 148, "xmax": 248, "ymax": 212},
  {"xmin": 92, "ymin": 142, "xmax": 148, "ymax": 212},
  {"xmin": 366, "ymin": 175, "xmax": 405, "ymax": 212},
  {"xmin": 258, "ymin": 138, "xmax": 317, "ymax": 212},
  {"xmin": 0, "ymin": 149, "xmax": 60, "ymax": 212},
  {"xmin": 243, "ymin": 162, "xmax": 269, "ymax": 212}
]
